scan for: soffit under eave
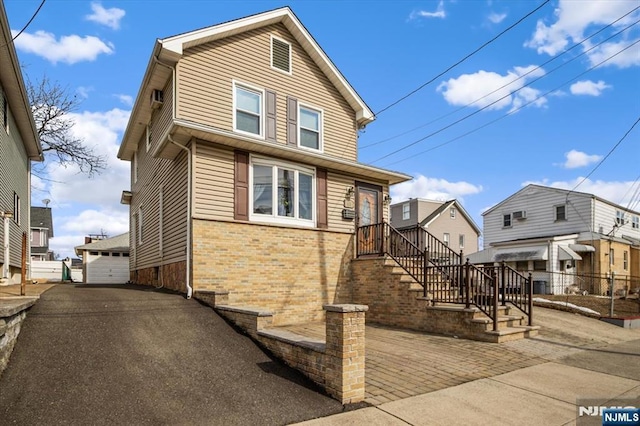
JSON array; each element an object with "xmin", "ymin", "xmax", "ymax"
[
  {"xmin": 118, "ymin": 43, "xmax": 173, "ymax": 161},
  {"xmin": 168, "ymin": 124, "xmax": 409, "ymax": 185}
]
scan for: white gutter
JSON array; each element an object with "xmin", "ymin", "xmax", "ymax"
[{"xmin": 168, "ymin": 134, "xmax": 192, "ymax": 299}]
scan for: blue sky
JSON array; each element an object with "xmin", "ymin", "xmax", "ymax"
[{"xmin": 5, "ymin": 0, "xmax": 640, "ymax": 258}]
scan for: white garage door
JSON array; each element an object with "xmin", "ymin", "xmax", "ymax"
[{"xmin": 85, "ymin": 252, "xmax": 129, "ymax": 284}]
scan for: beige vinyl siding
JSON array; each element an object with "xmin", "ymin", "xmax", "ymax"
[
  {"xmin": 155, "ymin": 77, "xmax": 173, "ymax": 143},
  {"xmin": 130, "ymin": 130, "xmax": 188, "ymax": 270},
  {"xmin": 177, "ymin": 23, "xmax": 358, "ymax": 161},
  {"xmin": 193, "ymin": 141, "xmax": 235, "ymax": 220},
  {"xmin": 0, "ymin": 84, "xmax": 30, "ymax": 267},
  {"xmin": 327, "ymin": 172, "xmax": 355, "ymax": 234}
]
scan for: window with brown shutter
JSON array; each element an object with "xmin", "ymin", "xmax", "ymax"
[
  {"xmin": 317, "ymin": 169, "xmax": 328, "ymax": 228},
  {"xmin": 287, "ymin": 96, "xmax": 297, "ymax": 146},
  {"xmin": 234, "ymin": 151, "xmax": 250, "ymax": 221}
]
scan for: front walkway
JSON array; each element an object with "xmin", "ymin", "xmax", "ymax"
[{"xmin": 280, "ymin": 307, "xmax": 640, "ymax": 405}]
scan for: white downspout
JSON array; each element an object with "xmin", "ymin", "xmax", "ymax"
[{"xmin": 168, "ymin": 135, "xmax": 192, "ymax": 299}]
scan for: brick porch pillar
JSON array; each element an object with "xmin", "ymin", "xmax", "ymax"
[{"xmin": 323, "ymin": 304, "xmax": 368, "ymax": 404}]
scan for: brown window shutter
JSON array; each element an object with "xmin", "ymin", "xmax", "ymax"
[
  {"xmin": 234, "ymin": 151, "xmax": 250, "ymax": 221},
  {"xmin": 287, "ymin": 96, "xmax": 298, "ymax": 146},
  {"xmin": 317, "ymin": 168, "xmax": 328, "ymax": 229},
  {"xmin": 265, "ymin": 89, "xmax": 277, "ymax": 142}
]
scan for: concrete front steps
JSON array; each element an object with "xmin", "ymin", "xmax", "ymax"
[{"xmin": 351, "ymin": 256, "xmax": 539, "ymax": 343}]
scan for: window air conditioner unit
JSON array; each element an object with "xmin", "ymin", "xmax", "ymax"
[
  {"xmin": 150, "ymin": 90, "xmax": 164, "ymax": 109},
  {"xmin": 512, "ymin": 210, "xmax": 527, "ymax": 220}
]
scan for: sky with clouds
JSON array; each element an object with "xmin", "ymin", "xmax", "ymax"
[{"xmin": 4, "ymin": 0, "xmax": 639, "ymax": 257}]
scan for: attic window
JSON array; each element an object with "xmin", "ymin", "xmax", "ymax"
[{"xmin": 271, "ymin": 36, "xmax": 291, "ymax": 74}]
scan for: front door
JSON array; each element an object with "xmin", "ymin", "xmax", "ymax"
[{"xmin": 356, "ymin": 182, "xmax": 383, "ymax": 254}]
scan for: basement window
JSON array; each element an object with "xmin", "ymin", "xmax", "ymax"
[{"xmin": 271, "ymin": 36, "xmax": 291, "ymax": 74}]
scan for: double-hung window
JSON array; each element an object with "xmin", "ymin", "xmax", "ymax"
[
  {"xmin": 555, "ymin": 205, "xmax": 567, "ymax": 221},
  {"xmin": 402, "ymin": 203, "xmax": 410, "ymax": 220},
  {"xmin": 250, "ymin": 157, "xmax": 315, "ymax": 226},
  {"xmin": 234, "ymin": 83, "xmax": 263, "ymax": 137},
  {"xmin": 298, "ymin": 104, "xmax": 322, "ymax": 151},
  {"xmin": 503, "ymin": 214, "xmax": 511, "ymax": 227}
]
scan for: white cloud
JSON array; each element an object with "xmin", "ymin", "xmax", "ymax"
[
  {"xmin": 11, "ymin": 30, "xmax": 114, "ymax": 64},
  {"xmin": 525, "ymin": 0, "xmax": 640, "ymax": 68},
  {"xmin": 559, "ymin": 150, "xmax": 603, "ymax": 169},
  {"xmin": 570, "ymin": 80, "xmax": 611, "ymax": 96},
  {"xmin": 85, "ymin": 2, "xmax": 126, "ymax": 30},
  {"xmin": 437, "ymin": 65, "xmax": 547, "ymax": 112},
  {"xmin": 488, "ymin": 12, "xmax": 507, "ymax": 24},
  {"xmin": 524, "ymin": 178, "xmax": 638, "ymax": 208},
  {"xmin": 584, "ymin": 39, "xmax": 640, "ymax": 69},
  {"xmin": 46, "ymin": 108, "xmax": 131, "ymax": 208},
  {"xmin": 115, "ymin": 94, "xmax": 134, "ymax": 106},
  {"xmin": 76, "ymin": 86, "xmax": 93, "ymax": 99},
  {"xmin": 409, "ymin": 1, "xmax": 446, "ymax": 20},
  {"xmin": 390, "ymin": 174, "xmax": 483, "ymax": 204},
  {"xmin": 58, "ymin": 209, "xmax": 129, "ymax": 235}
]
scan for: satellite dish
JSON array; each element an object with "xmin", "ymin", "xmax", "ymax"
[{"xmin": 43, "ymin": 199, "xmax": 50, "ymax": 207}]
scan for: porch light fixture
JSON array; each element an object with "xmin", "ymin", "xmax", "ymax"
[
  {"xmin": 0, "ymin": 211, "xmax": 13, "ymax": 219},
  {"xmin": 384, "ymin": 194, "xmax": 392, "ymax": 205},
  {"xmin": 345, "ymin": 186, "xmax": 354, "ymax": 199}
]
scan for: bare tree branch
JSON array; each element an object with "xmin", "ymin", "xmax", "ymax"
[{"xmin": 26, "ymin": 74, "xmax": 106, "ymax": 176}]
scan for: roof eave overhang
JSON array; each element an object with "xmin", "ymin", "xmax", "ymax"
[
  {"xmin": 0, "ymin": 11, "xmax": 43, "ymax": 161},
  {"xmin": 156, "ymin": 119, "xmax": 410, "ymax": 185},
  {"xmin": 159, "ymin": 7, "xmax": 374, "ymax": 126}
]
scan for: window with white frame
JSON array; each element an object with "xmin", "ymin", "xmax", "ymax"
[
  {"xmin": 138, "ymin": 206, "xmax": 144, "ymax": 245},
  {"xmin": 298, "ymin": 104, "xmax": 322, "ymax": 151},
  {"xmin": 145, "ymin": 123, "xmax": 152, "ymax": 152},
  {"xmin": 503, "ymin": 213, "xmax": 511, "ymax": 227},
  {"xmin": 609, "ymin": 248, "xmax": 614, "ymax": 265},
  {"xmin": 450, "ymin": 208, "xmax": 456, "ymax": 219},
  {"xmin": 624, "ymin": 251, "xmax": 628, "ymax": 270},
  {"xmin": 459, "ymin": 234, "xmax": 465, "ymax": 249},
  {"xmin": 616, "ymin": 210, "xmax": 625, "ymax": 226},
  {"xmin": 555, "ymin": 204, "xmax": 567, "ymax": 221},
  {"xmin": 250, "ymin": 157, "xmax": 315, "ymax": 226},
  {"xmin": 133, "ymin": 152, "xmax": 138, "ymax": 183},
  {"xmin": 402, "ymin": 203, "xmax": 410, "ymax": 220},
  {"xmin": 633, "ymin": 216, "xmax": 639, "ymax": 229},
  {"xmin": 234, "ymin": 83, "xmax": 263, "ymax": 137},
  {"xmin": 13, "ymin": 192, "xmax": 20, "ymax": 224},
  {"xmin": 443, "ymin": 233, "xmax": 450, "ymax": 246}
]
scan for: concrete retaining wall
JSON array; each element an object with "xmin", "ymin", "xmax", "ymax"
[{"xmin": 0, "ymin": 297, "xmax": 37, "ymax": 375}]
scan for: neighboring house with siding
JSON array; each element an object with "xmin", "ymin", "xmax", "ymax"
[
  {"xmin": 30, "ymin": 206, "xmax": 54, "ymax": 261},
  {"xmin": 390, "ymin": 199, "xmax": 480, "ymax": 255},
  {"xmin": 117, "ymin": 8, "xmax": 410, "ymax": 325},
  {"xmin": 0, "ymin": 1, "xmax": 43, "ymax": 284},
  {"xmin": 468, "ymin": 184, "xmax": 640, "ymax": 295}
]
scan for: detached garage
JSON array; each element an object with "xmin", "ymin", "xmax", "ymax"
[{"xmin": 74, "ymin": 233, "xmax": 130, "ymax": 284}]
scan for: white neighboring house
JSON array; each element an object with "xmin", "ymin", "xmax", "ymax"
[
  {"xmin": 74, "ymin": 233, "xmax": 130, "ymax": 284},
  {"xmin": 468, "ymin": 184, "xmax": 640, "ymax": 295}
]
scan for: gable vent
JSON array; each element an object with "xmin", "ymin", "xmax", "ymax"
[{"xmin": 271, "ymin": 37, "xmax": 291, "ymax": 73}]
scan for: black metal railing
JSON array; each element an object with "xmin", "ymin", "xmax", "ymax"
[
  {"xmin": 397, "ymin": 225, "xmax": 462, "ymax": 266},
  {"xmin": 357, "ymin": 223, "xmax": 534, "ymax": 330}
]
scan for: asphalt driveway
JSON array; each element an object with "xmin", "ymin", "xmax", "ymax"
[{"xmin": 0, "ymin": 284, "xmax": 344, "ymax": 425}]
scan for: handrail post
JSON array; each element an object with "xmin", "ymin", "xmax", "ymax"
[
  {"xmin": 464, "ymin": 259, "xmax": 471, "ymax": 309},
  {"xmin": 501, "ymin": 261, "xmax": 506, "ymax": 306},
  {"xmin": 528, "ymin": 272, "xmax": 533, "ymax": 326},
  {"xmin": 423, "ymin": 249, "xmax": 428, "ymax": 298},
  {"xmin": 379, "ymin": 223, "xmax": 385, "ymax": 256},
  {"xmin": 493, "ymin": 268, "xmax": 499, "ymax": 332}
]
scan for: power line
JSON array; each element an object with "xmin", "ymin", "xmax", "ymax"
[
  {"xmin": 0, "ymin": 0, "xmax": 46, "ymax": 49},
  {"xmin": 380, "ymin": 38, "xmax": 640, "ymax": 167},
  {"xmin": 566, "ymin": 115, "xmax": 640, "ymax": 198},
  {"xmin": 361, "ymin": 5, "xmax": 640, "ymax": 151},
  {"xmin": 371, "ymin": 24, "xmax": 639, "ymax": 165},
  {"xmin": 373, "ymin": 0, "xmax": 550, "ymax": 117}
]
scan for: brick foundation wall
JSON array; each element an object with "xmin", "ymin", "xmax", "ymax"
[
  {"xmin": 131, "ymin": 260, "xmax": 186, "ymax": 293},
  {"xmin": 192, "ymin": 220, "xmax": 353, "ymax": 325}
]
